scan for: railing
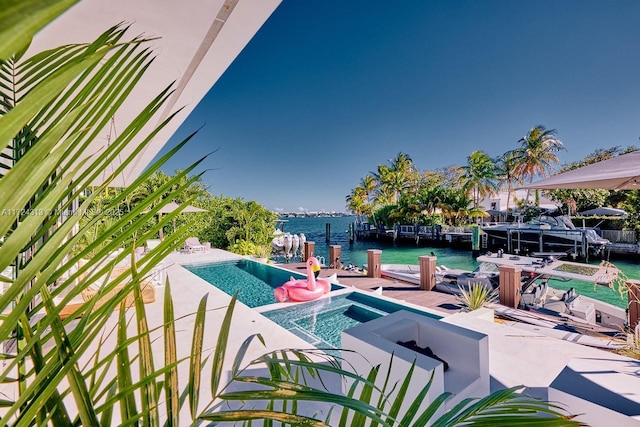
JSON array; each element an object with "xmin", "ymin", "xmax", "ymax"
[{"xmin": 601, "ymin": 229, "xmax": 637, "ymax": 243}]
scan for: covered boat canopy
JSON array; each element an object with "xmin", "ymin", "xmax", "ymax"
[{"xmin": 578, "ymin": 207, "xmax": 627, "ymax": 217}]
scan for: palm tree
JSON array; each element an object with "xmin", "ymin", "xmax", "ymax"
[
  {"xmin": 372, "ymin": 153, "xmax": 417, "ymax": 205},
  {"xmin": 360, "ymin": 174, "xmax": 377, "ymax": 205},
  {"xmin": 372, "ymin": 164, "xmax": 395, "ymax": 205},
  {"xmin": 346, "ymin": 185, "xmax": 368, "ymax": 216},
  {"xmin": 417, "ymin": 185, "xmax": 446, "ymax": 216},
  {"xmin": 513, "ymin": 125, "xmax": 566, "ymax": 204},
  {"xmin": 460, "ymin": 150, "xmax": 499, "ymax": 208},
  {"xmin": 390, "ymin": 151, "xmax": 420, "ymax": 196},
  {"xmin": 497, "ymin": 149, "xmax": 524, "ymax": 212}
]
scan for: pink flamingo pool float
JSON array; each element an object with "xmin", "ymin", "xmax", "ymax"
[{"xmin": 274, "ymin": 256, "xmax": 331, "ymax": 302}]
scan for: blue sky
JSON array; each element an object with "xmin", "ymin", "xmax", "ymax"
[{"xmin": 156, "ymin": 0, "xmax": 640, "ymax": 213}]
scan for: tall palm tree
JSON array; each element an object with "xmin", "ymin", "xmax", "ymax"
[
  {"xmin": 514, "ymin": 125, "xmax": 565, "ymax": 204},
  {"xmin": 390, "ymin": 151, "xmax": 419, "ymax": 196},
  {"xmin": 360, "ymin": 174, "xmax": 377, "ymax": 205},
  {"xmin": 372, "ymin": 164, "xmax": 395, "ymax": 204},
  {"xmin": 460, "ymin": 150, "xmax": 499, "ymax": 208},
  {"xmin": 346, "ymin": 185, "xmax": 368, "ymax": 216},
  {"xmin": 497, "ymin": 149, "xmax": 524, "ymax": 212},
  {"xmin": 372, "ymin": 153, "xmax": 417, "ymax": 205}
]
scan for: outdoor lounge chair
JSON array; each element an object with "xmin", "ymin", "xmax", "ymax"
[
  {"xmin": 58, "ymin": 266, "xmax": 156, "ymax": 319},
  {"xmin": 145, "ymin": 239, "xmax": 161, "ymax": 253},
  {"xmin": 184, "ymin": 237, "xmax": 207, "ymax": 253}
]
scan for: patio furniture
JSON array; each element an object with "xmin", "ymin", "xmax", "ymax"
[
  {"xmin": 185, "ymin": 237, "xmax": 207, "ymax": 253},
  {"xmin": 58, "ymin": 266, "xmax": 156, "ymax": 319},
  {"xmin": 145, "ymin": 239, "xmax": 161, "ymax": 253}
]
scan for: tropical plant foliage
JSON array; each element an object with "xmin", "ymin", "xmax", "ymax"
[
  {"xmin": 75, "ymin": 170, "xmax": 278, "ymax": 257},
  {"xmin": 460, "ymin": 150, "xmax": 500, "ymax": 208},
  {"xmin": 456, "ymin": 283, "xmax": 498, "ymax": 312},
  {"xmin": 0, "ymin": 5, "xmax": 215, "ymax": 422},
  {"xmin": 346, "ymin": 126, "xmax": 640, "ymax": 234}
]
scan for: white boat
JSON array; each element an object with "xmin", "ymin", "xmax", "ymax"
[
  {"xmin": 381, "ymin": 262, "xmax": 500, "ymax": 295},
  {"xmin": 481, "ymin": 213, "xmax": 610, "ymax": 257},
  {"xmin": 476, "ymin": 253, "xmax": 627, "ymax": 333}
]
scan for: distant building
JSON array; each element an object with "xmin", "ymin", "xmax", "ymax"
[{"xmin": 479, "ymin": 190, "xmax": 560, "ymax": 222}]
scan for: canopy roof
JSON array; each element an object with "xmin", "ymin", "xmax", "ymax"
[
  {"xmin": 577, "ymin": 207, "xmax": 627, "ymax": 217},
  {"xmin": 157, "ymin": 202, "xmax": 207, "ymax": 214},
  {"xmin": 521, "ymin": 150, "xmax": 640, "ymax": 191},
  {"xmin": 29, "ymin": 0, "xmax": 282, "ymax": 186}
]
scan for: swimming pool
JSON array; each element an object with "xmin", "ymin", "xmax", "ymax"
[
  {"xmin": 184, "ymin": 259, "xmax": 341, "ymax": 308},
  {"xmin": 261, "ymin": 291, "xmax": 441, "ymax": 348}
]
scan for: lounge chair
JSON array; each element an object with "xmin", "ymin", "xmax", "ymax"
[
  {"xmin": 185, "ymin": 237, "xmax": 207, "ymax": 253},
  {"xmin": 58, "ymin": 266, "xmax": 156, "ymax": 319},
  {"xmin": 145, "ymin": 239, "xmax": 161, "ymax": 253}
]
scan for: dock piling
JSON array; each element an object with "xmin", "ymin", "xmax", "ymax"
[
  {"xmin": 498, "ymin": 265, "xmax": 522, "ymax": 308},
  {"xmin": 419, "ymin": 255, "xmax": 437, "ymax": 291},
  {"xmin": 303, "ymin": 241, "xmax": 315, "ymax": 262},
  {"xmin": 367, "ymin": 249, "xmax": 382, "ymax": 278},
  {"xmin": 628, "ymin": 279, "xmax": 640, "ymax": 331},
  {"xmin": 329, "ymin": 245, "xmax": 341, "ymax": 269}
]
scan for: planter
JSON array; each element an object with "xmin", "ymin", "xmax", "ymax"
[{"xmin": 340, "ymin": 310, "xmax": 489, "ymax": 423}]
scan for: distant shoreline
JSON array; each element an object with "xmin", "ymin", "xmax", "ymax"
[{"xmin": 277, "ymin": 212, "xmax": 353, "ymax": 218}]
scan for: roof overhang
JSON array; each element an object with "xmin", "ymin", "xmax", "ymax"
[{"xmin": 28, "ymin": 0, "xmax": 282, "ymax": 186}]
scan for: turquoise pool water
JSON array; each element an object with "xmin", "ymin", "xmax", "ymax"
[
  {"xmin": 184, "ymin": 259, "xmax": 308, "ymax": 308},
  {"xmin": 262, "ymin": 292, "xmax": 441, "ymax": 348}
]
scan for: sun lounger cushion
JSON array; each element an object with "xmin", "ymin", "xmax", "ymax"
[{"xmin": 185, "ymin": 237, "xmax": 207, "ymax": 253}]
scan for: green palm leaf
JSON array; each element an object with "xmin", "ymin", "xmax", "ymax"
[{"xmin": 0, "ymin": 0, "xmax": 80, "ymax": 60}]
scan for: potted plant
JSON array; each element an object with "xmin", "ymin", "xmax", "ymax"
[{"xmin": 253, "ymin": 243, "xmax": 272, "ymax": 263}]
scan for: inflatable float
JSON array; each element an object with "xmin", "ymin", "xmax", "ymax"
[{"xmin": 274, "ymin": 256, "xmax": 332, "ymax": 302}]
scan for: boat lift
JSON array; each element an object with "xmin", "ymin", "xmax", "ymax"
[{"xmin": 506, "ymin": 228, "xmax": 593, "ymax": 261}]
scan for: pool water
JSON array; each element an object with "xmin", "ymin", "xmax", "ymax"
[
  {"xmin": 262, "ymin": 292, "xmax": 441, "ymax": 348},
  {"xmin": 184, "ymin": 259, "xmax": 308, "ymax": 308}
]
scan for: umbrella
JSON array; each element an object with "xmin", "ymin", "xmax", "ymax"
[
  {"xmin": 521, "ymin": 150, "xmax": 640, "ymax": 190},
  {"xmin": 156, "ymin": 202, "xmax": 207, "ymax": 240},
  {"xmin": 578, "ymin": 207, "xmax": 627, "ymax": 217},
  {"xmin": 157, "ymin": 201, "xmax": 207, "ymax": 214}
]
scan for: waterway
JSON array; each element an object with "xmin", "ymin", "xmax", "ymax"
[{"xmin": 276, "ymin": 216, "xmax": 640, "ymax": 309}]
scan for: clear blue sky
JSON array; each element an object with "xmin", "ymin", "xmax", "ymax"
[{"xmin": 156, "ymin": 0, "xmax": 640, "ymax": 213}]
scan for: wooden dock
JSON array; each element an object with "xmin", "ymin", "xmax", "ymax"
[{"xmin": 276, "ymin": 262, "xmax": 463, "ymax": 315}]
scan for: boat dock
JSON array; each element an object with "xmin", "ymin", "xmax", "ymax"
[
  {"xmin": 276, "ymin": 262, "xmax": 464, "ymax": 315},
  {"xmin": 355, "ymin": 223, "xmax": 473, "ymax": 248}
]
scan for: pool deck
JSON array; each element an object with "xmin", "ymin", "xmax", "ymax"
[{"xmin": 276, "ymin": 262, "xmax": 463, "ymax": 315}]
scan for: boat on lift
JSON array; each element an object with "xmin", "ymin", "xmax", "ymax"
[{"xmin": 481, "ymin": 211, "xmax": 610, "ymax": 258}]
